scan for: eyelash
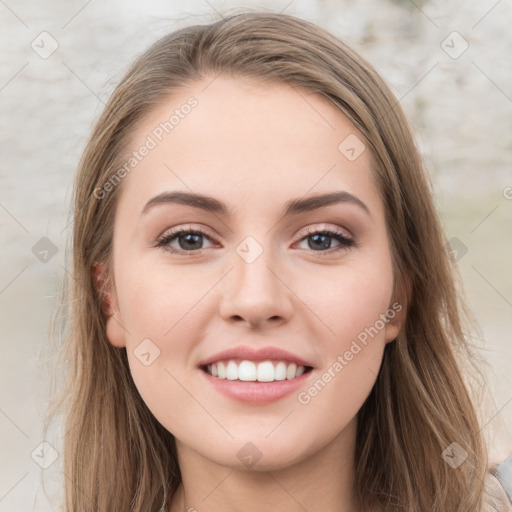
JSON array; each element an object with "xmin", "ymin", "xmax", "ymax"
[{"xmin": 155, "ymin": 226, "xmax": 356, "ymax": 256}]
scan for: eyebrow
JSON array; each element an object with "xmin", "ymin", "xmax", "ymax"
[{"xmin": 141, "ymin": 190, "xmax": 371, "ymax": 218}]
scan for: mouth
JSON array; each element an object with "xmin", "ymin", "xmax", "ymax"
[
  {"xmin": 197, "ymin": 345, "xmax": 315, "ymax": 403},
  {"xmin": 201, "ymin": 359, "xmax": 314, "ymax": 383}
]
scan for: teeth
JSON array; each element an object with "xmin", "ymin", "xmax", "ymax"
[
  {"xmin": 286, "ymin": 363, "xmax": 297, "ymax": 380},
  {"xmin": 205, "ymin": 360, "xmax": 307, "ymax": 382},
  {"xmin": 226, "ymin": 361, "xmax": 238, "ymax": 380},
  {"xmin": 239, "ymin": 360, "xmax": 256, "ymax": 381},
  {"xmin": 217, "ymin": 361, "xmax": 226, "ymax": 379}
]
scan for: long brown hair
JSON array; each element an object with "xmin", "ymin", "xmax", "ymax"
[{"xmin": 44, "ymin": 9, "xmax": 490, "ymax": 511}]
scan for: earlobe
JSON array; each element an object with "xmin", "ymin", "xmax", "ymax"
[
  {"xmin": 384, "ymin": 272, "xmax": 411, "ymax": 344},
  {"xmin": 93, "ymin": 262, "xmax": 127, "ymax": 348},
  {"xmin": 384, "ymin": 317, "xmax": 401, "ymax": 344},
  {"xmin": 105, "ymin": 314, "xmax": 128, "ymax": 348}
]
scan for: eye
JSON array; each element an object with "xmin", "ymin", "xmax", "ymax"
[
  {"xmin": 155, "ymin": 227, "xmax": 217, "ymax": 255},
  {"xmin": 295, "ymin": 227, "xmax": 355, "ymax": 253},
  {"xmin": 155, "ymin": 225, "xmax": 356, "ymax": 256}
]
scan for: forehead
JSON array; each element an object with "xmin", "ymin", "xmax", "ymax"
[{"xmin": 115, "ymin": 75, "xmax": 381, "ymax": 219}]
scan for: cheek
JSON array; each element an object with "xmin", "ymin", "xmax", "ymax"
[
  {"xmin": 114, "ymin": 261, "xmax": 210, "ymax": 416},
  {"xmin": 339, "ymin": 270, "xmax": 394, "ymax": 338},
  {"xmin": 300, "ymin": 249, "xmax": 395, "ymax": 346},
  {"xmin": 296, "ymin": 250, "xmax": 393, "ymax": 390},
  {"xmin": 116, "ymin": 256, "xmax": 210, "ymax": 339},
  {"xmin": 294, "ymin": 256, "xmax": 393, "ymax": 434}
]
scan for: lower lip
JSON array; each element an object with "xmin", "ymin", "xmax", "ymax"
[{"xmin": 199, "ymin": 368, "xmax": 313, "ymax": 404}]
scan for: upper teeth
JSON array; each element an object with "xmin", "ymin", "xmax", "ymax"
[{"xmin": 206, "ymin": 360, "xmax": 306, "ymax": 382}]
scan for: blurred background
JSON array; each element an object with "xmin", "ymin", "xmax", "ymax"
[{"xmin": 1, "ymin": 0, "xmax": 511, "ymax": 509}]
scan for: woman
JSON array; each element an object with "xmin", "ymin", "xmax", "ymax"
[{"xmin": 45, "ymin": 10, "xmax": 511, "ymax": 512}]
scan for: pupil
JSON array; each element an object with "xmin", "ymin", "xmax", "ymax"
[
  {"xmin": 310, "ymin": 234, "xmax": 331, "ymax": 250},
  {"xmin": 181, "ymin": 233, "xmax": 201, "ymax": 250}
]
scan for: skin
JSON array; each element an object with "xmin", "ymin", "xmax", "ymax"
[{"xmin": 102, "ymin": 76, "xmax": 404, "ymax": 512}]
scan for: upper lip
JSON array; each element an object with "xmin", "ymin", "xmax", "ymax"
[{"xmin": 198, "ymin": 345, "xmax": 314, "ymax": 368}]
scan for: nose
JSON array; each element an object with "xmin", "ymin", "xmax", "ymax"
[{"xmin": 219, "ymin": 244, "xmax": 294, "ymax": 329}]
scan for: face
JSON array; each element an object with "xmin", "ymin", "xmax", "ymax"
[{"xmin": 102, "ymin": 76, "xmax": 403, "ymax": 471}]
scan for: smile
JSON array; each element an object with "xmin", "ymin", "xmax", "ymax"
[{"xmin": 204, "ymin": 360, "xmax": 311, "ymax": 382}]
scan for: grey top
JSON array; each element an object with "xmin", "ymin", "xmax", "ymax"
[{"xmin": 484, "ymin": 455, "xmax": 512, "ymax": 511}]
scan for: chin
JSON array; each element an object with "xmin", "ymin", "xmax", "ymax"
[{"xmin": 196, "ymin": 436, "xmax": 314, "ymax": 473}]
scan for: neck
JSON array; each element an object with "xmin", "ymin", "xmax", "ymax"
[{"xmin": 170, "ymin": 417, "xmax": 360, "ymax": 512}]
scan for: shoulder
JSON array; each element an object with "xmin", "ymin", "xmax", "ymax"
[{"xmin": 482, "ymin": 456, "xmax": 512, "ymax": 512}]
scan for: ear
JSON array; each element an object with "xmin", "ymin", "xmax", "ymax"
[
  {"xmin": 93, "ymin": 262, "xmax": 127, "ymax": 348},
  {"xmin": 384, "ymin": 272, "xmax": 411, "ymax": 344}
]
